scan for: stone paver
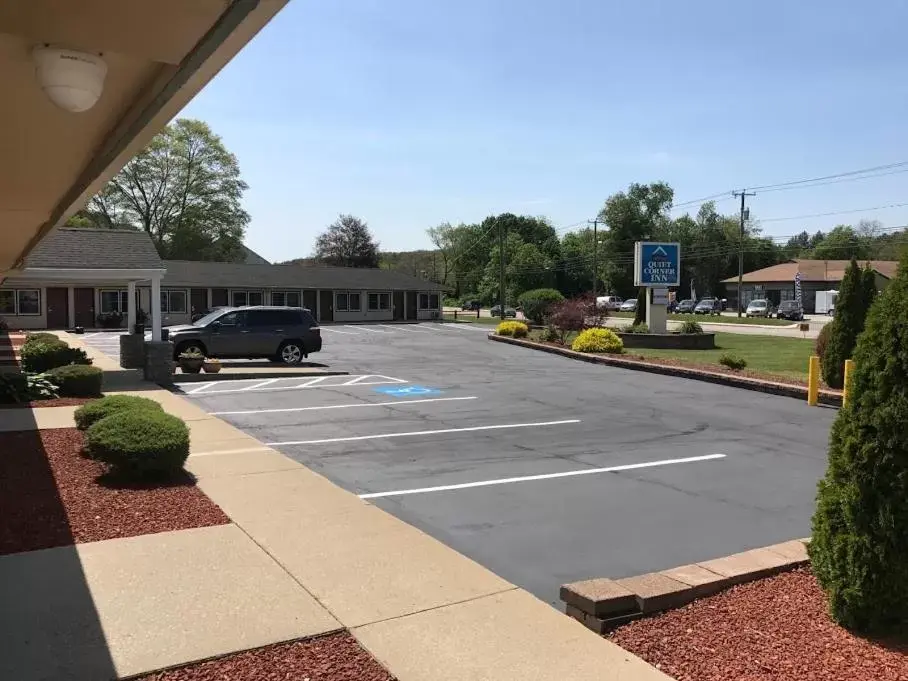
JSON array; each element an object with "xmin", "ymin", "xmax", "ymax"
[
  {"xmin": 560, "ymin": 578, "xmax": 637, "ymax": 617},
  {"xmin": 699, "ymin": 546, "xmax": 794, "ymax": 582},
  {"xmin": 0, "ymin": 524, "xmax": 339, "ymax": 680},
  {"xmin": 617, "ymin": 573, "xmax": 691, "ymax": 613},
  {"xmin": 355, "ymin": 588, "xmax": 672, "ymax": 681},
  {"xmin": 200, "ymin": 468, "xmax": 514, "ymax": 628},
  {"xmin": 0, "ymin": 405, "xmax": 77, "ymax": 432},
  {"xmin": 766, "ymin": 539, "xmax": 810, "ymax": 562}
]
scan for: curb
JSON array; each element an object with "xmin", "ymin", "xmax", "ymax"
[
  {"xmin": 488, "ymin": 334, "xmax": 841, "ymax": 406},
  {"xmin": 172, "ymin": 370, "xmax": 350, "ymax": 383},
  {"xmin": 561, "ymin": 539, "xmax": 810, "ymax": 633}
]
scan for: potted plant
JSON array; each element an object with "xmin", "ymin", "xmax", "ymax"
[
  {"xmin": 202, "ymin": 357, "xmax": 222, "ymax": 374},
  {"xmin": 177, "ymin": 350, "xmax": 204, "ymax": 374}
]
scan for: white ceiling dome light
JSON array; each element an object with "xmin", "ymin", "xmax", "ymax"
[{"xmin": 33, "ymin": 46, "xmax": 107, "ymax": 113}]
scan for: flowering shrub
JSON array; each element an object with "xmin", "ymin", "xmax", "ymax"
[
  {"xmin": 496, "ymin": 321, "xmax": 529, "ymax": 338},
  {"xmin": 571, "ymin": 328, "xmax": 623, "ymax": 354}
]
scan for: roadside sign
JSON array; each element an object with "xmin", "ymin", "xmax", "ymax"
[
  {"xmin": 652, "ymin": 288, "xmax": 669, "ymax": 305},
  {"xmin": 634, "ymin": 242, "xmax": 681, "ymax": 287},
  {"xmin": 373, "ymin": 385, "xmax": 442, "ymax": 398}
]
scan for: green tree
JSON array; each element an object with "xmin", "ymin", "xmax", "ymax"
[
  {"xmin": 633, "ymin": 287, "xmax": 646, "ymax": 326},
  {"xmin": 809, "ymin": 255, "xmax": 908, "ymax": 632},
  {"xmin": 861, "ymin": 265, "xmax": 878, "ymax": 311},
  {"xmin": 314, "ymin": 215, "xmax": 380, "ymax": 268},
  {"xmin": 87, "ymin": 118, "xmax": 249, "ymax": 261},
  {"xmin": 821, "ymin": 258, "xmax": 864, "ymax": 388},
  {"xmin": 517, "ymin": 288, "xmax": 564, "ymax": 324},
  {"xmin": 597, "ymin": 182, "xmax": 674, "ymax": 295},
  {"xmin": 811, "ymin": 225, "xmax": 871, "ymax": 260}
]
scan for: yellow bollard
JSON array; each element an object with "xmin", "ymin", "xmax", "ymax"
[
  {"xmin": 843, "ymin": 359, "xmax": 855, "ymax": 407},
  {"xmin": 808, "ymin": 355, "xmax": 820, "ymax": 406}
]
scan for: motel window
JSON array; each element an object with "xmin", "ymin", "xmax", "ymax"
[
  {"xmin": 271, "ymin": 290, "xmax": 301, "ymax": 307},
  {"xmin": 0, "ymin": 289, "xmax": 40, "ymax": 316},
  {"xmin": 429, "ymin": 293, "xmax": 439, "ymax": 309},
  {"xmin": 231, "ymin": 290, "xmax": 264, "ymax": 307},
  {"xmin": 100, "ymin": 289, "xmax": 130, "ymax": 314},
  {"xmin": 0, "ymin": 290, "xmax": 14, "ymax": 315},
  {"xmin": 418, "ymin": 293, "xmax": 441, "ymax": 310},
  {"xmin": 368, "ymin": 292, "xmax": 390, "ymax": 311},
  {"xmin": 160, "ymin": 289, "xmax": 187, "ymax": 314},
  {"xmin": 335, "ymin": 291, "xmax": 361, "ymax": 312}
]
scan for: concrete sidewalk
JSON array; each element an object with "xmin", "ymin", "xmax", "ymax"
[{"xmin": 2, "ymin": 355, "xmax": 672, "ymax": 679}]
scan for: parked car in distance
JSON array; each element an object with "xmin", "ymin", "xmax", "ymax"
[
  {"xmin": 596, "ymin": 295, "xmax": 623, "ymax": 311},
  {"xmin": 619, "ymin": 299, "xmax": 638, "ymax": 312},
  {"xmin": 745, "ymin": 299, "xmax": 774, "ymax": 318},
  {"xmin": 694, "ymin": 298, "xmax": 722, "ymax": 315},
  {"xmin": 159, "ymin": 306, "xmax": 321, "ymax": 365},
  {"xmin": 675, "ymin": 299, "xmax": 696, "ymax": 314},
  {"xmin": 775, "ymin": 300, "xmax": 804, "ymax": 321},
  {"xmin": 461, "ymin": 299, "xmax": 481, "ymax": 311},
  {"xmin": 490, "ymin": 305, "xmax": 517, "ymax": 318}
]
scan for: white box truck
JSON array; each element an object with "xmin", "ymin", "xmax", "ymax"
[{"xmin": 815, "ymin": 290, "xmax": 838, "ymax": 315}]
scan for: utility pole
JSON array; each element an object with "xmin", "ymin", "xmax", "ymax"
[
  {"xmin": 498, "ymin": 220, "xmax": 506, "ymax": 319},
  {"xmin": 588, "ymin": 219, "xmax": 600, "ymax": 299},
  {"xmin": 733, "ymin": 189, "xmax": 755, "ymax": 317}
]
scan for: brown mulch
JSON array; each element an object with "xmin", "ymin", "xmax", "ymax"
[
  {"xmin": 609, "ymin": 567, "xmax": 908, "ymax": 681},
  {"xmin": 0, "ymin": 428, "xmax": 229, "ymax": 555},
  {"xmin": 0, "ymin": 397, "xmax": 96, "ymax": 409},
  {"xmin": 136, "ymin": 633, "xmax": 395, "ymax": 681}
]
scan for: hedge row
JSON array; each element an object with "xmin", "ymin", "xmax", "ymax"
[{"xmin": 20, "ymin": 334, "xmax": 92, "ymax": 374}]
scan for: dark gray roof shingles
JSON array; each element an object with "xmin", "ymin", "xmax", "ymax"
[
  {"xmin": 25, "ymin": 228, "xmax": 164, "ymax": 270},
  {"xmin": 162, "ymin": 260, "xmax": 445, "ymax": 291}
]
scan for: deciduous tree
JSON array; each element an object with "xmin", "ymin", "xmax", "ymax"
[{"xmin": 314, "ymin": 215, "xmax": 380, "ymax": 268}]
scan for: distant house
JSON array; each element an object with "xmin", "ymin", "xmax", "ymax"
[
  {"xmin": 722, "ymin": 259, "xmax": 897, "ymax": 312},
  {"xmin": 1, "ymin": 228, "xmax": 445, "ymax": 330}
]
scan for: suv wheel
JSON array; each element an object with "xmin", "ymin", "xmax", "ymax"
[
  {"xmin": 278, "ymin": 341, "xmax": 304, "ymax": 365},
  {"xmin": 175, "ymin": 341, "xmax": 206, "ymax": 357}
]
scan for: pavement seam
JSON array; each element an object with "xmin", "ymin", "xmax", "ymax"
[{"xmin": 350, "ymin": 585, "xmax": 522, "ymax": 630}]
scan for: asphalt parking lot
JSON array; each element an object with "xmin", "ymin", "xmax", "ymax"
[{"xmin": 177, "ymin": 321, "xmax": 836, "ymax": 606}]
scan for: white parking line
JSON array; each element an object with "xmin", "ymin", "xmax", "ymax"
[
  {"xmin": 376, "ymin": 324, "xmax": 427, "ymax": 333},
  {"xmin": 267, "ymin": 418, "xmax": 581, "ymax": 446},
  {"xmin": 346, "ymin": 325, "xmax": 390, "ymax": 333},
  {"xmin": 359, "ymin": 454, "xmax": 727, "ymax": 499},
  {"xmin": 184, "ymin": 381, "xmax": 216, "ymax": 394},
  {"xmin": 209, "ymin": 395, "xmax": 478, "ymax": 416},
  {"xmin": 185, "ymin": 374, "xmax": 407, "ymax": 396},
  {"xmin": 240, "ymin": 378, "xmax": 280, "ymax": 391},
  {"xmin": 321, "ymin": 327, "xmax": 357, "ymax": 335}
]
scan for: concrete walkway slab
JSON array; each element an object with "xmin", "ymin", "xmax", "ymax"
[
  {"xmin": 200, "ymin": 469, "xmax": 514, "ymax": 627},
  {"xmin": 0, "ymin": 524, "xmax": 339, "ymax": 680},
  {"xmin": 354, "ymin": 588, "xmax": 672, "ymax": 681},
  {"xmin": 0, "ymin": 405, "xmax": 77, "ymax": 432},
  {"xmin": 185, "ymin": 447, "xmax": 303, "ymax": 479},
  {"xmin": 109, "ymin": 388, "xmax": 213, "ymax": 421}
]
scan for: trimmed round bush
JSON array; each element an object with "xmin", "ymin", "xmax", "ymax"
[
  {"xmin": 496, "ymin": 320, "xmax": 528, "ymax": 337},
  {"xmin": 20, "ymin": 339, "xmax": 91, "ymax": 374},
  {"xmin": 679, "ymin": 320, "xmax": 703, "ymax": 334},
  {"xmin": 24, "ymin": 332, "xmax": 59, "ymax": 345},
  {"xmin": 571, "ymin": 328, "xmax": 623, "ymax": 354},
  {"xmin": 74, "ymin": 394, "xmax": 163, "ymax": 431},
  {"xmin": 44, "ymin": 364, "xmax": 103, "ymax": 397},
  {"xmin": 85, "ymin": 409, "xmax": 189, "ymax": 477},
  {"xmin": 517, "ymin": 288, "xmax": 565, "ymax": 324},
  {"xmin": 623, "ymin": 322, "xmax": 649, "ymax": 334},
  {"xmin": 719, "ymin": 353, "xmax": 747, "ymax": 370}
]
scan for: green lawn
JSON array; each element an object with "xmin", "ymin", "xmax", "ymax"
[
  {"xmin": 530, "ymin": 330, "xmax": 816, "ymax": 382},
  {"xmin": 611, "ymin": 311, "xmax": 793, "ymax": 326},
  {"xmin": 442, "ymin": 313, "xmax": 502, "ymax": 325},
  {"xmin": 628, "ymin": 332, "xmax": 814, "ymax": 381}
]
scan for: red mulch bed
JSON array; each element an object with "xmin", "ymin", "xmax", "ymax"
[
  {"xmin": 609, "ymin": 567, "xmax": 908, "ymax": 681},
  {"xmin": 0, "ymin": 428, "xmax": 229, "ymax": 555},
  {"xmin": 0, "ymin": 397, "xmax": 95, "ymax": 409},
  {"xmin": 136, "ymin": 633, "xmax": 394, "ymax": 680}
]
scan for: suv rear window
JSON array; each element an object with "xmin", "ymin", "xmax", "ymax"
[{"xmin": 246, "ymin": 309, "xmax": 303, "ymax": 327}]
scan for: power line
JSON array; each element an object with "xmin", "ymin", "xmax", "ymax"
[{"xmin": 760, "ymin": 201, "xmax": 908, "ymax": 223}]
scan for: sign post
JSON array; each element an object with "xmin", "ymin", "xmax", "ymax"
[{"xmin": 634, "ymin": 242, "xmax": 680, "ymax": 334}]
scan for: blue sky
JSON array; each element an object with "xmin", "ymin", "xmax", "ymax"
[{"xmin": 180, "ymin": 0, "xmax": 908, "ymax": 260}]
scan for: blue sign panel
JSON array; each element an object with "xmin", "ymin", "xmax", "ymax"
[
  {"xmin": 635, "ymin": 242, "xmax": 680, "ymax": 287},
  {"xmin": 373, "ymin": 385, "xmax": 442, "ymax": 398}
]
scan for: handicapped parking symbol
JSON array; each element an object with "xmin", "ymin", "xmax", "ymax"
[{"xmin": 373, "ymin": 384, "xmax": 443, "ymax": 397}]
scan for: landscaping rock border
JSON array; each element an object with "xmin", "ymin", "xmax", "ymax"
[
  {"xmin": 561, "ymin": 539, "xmax": 810, "ymax": 633},
  {"xmin": 488, "ymin": 333, "xmax": 842, "ymax": 406},
  {"xmin": 616, "ymin": 332, "xmax": 716, "ymax": 350}
]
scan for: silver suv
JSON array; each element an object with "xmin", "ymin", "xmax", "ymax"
[{"xmin": 164, "ymin": 306, "xmax": 322, "ymax": 365}]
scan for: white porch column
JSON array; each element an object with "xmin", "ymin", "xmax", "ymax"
[
  {"xmin": 127, "ymin": 281, "xmax": 137, "ymax": 332},
  {"xmin": 151, "ymin": 275, "xmax": 162, "ymax": 341}
]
